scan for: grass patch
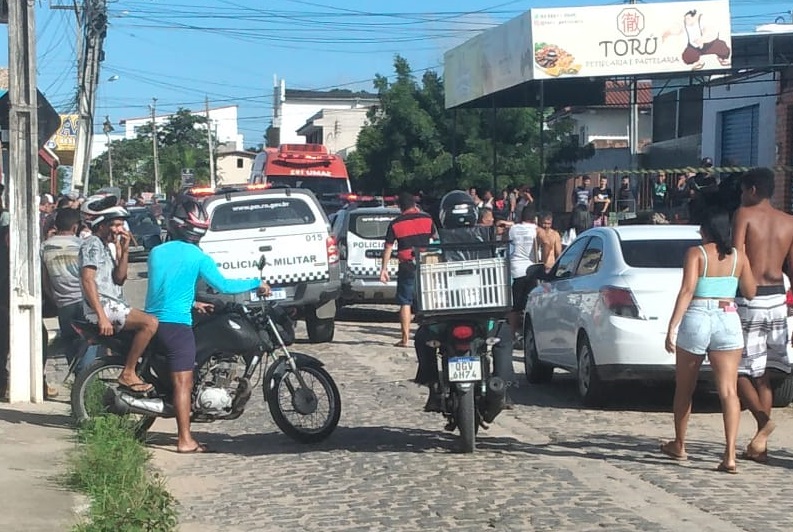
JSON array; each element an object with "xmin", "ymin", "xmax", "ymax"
[{"xmin": 68, "ymin": 415, "xmax": 178, "ymax": 532}]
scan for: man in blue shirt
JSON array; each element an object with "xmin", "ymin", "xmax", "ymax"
[{"xmin": 146, "ymin": 196, "xmax": 270, "ymax": 454}]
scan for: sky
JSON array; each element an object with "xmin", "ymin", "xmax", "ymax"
[{"xmin": 1, "ymin": 0, "xmax": 790, "ymax": 147}]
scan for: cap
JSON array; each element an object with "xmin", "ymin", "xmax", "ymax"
[
  {"xmin": 701, "ymin": 157, "xmax": 714, "ymax": 168},
  {"xmin": 40, "ymin": 193, "xmax": 54, "ymax": 204}
]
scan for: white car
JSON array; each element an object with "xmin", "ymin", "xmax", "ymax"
[{"xmin": 522, "ymin": 225, "xmax": 793, "ymax": 406}]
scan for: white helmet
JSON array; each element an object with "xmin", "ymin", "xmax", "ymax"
[{"xmin": 81, "ymin": 194, "xmax": 129, "ymax": 228}]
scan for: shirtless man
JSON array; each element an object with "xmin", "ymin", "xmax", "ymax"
[
  {"xmin": 732, "ymin": 167, "xmax": 793, "ymax": 462},
  {"xmin": 536, "ymin": 212, "xmax": 562, "ymax": 272}
]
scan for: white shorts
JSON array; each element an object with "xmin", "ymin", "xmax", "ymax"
[
  {"xmin": 736, "ymin": 293, "xmax": 791, "ymax": 378},
  {"xmin": 85, "ymin": 297, "xmax": 131, "ymax": 333}
]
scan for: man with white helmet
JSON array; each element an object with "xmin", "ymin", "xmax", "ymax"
[{"xmin": 79, "ymin": 195, "xmax": 159, "ymax": 394}]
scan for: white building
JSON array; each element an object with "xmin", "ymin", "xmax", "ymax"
[
  {"xmin": 296, "ymin": 107, "xmax": 370, "ymax": 158},
  {"xmin": 268, "ymin": 77, "xmax": 377, "ymax": 154},
  {"xmin": 90, "ymin": 105, "xmax": 244, "ymax": 159}
]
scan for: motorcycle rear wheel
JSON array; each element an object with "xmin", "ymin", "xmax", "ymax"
[
  {"xmin": 71, "ymin": 355, "xmax": 156, "ymax": 441},
  {"xmin": 266, "ymin": 364, "xmax": 341, "ymax": 443},
  {"xmin": 457, "ymin": 386, "xmax": 476, "ymax": 453}
]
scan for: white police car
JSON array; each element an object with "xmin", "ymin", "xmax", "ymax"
[
  {"xmin": 188, "ymin": 184, "xmax": 341, "ymax": 343},
  {"xmin": 330, "ymin": 196, "xmax": 401, "ymax": 305}
]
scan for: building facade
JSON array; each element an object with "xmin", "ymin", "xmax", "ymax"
[{"xmin": 268, "ymin": 77, "xmax": 377, "ymax": 154}]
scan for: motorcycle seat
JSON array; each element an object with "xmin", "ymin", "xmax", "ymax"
[{"xmin": 71, "ymin": 319, "xmax": 136, "ymax": 350}]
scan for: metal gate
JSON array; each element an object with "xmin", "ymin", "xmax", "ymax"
[{"xmin": 720, "ymin": 105, "xmax": 759, "ymax": 167}]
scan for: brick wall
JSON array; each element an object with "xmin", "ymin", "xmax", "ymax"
[{"xmin": 775, "ymin": 69, "xmax": 793, "ymax": 213}]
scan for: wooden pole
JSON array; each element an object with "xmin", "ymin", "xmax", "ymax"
[{"xmin": 8, "ymin": 0, "xmax": 44, "ymax": 403}]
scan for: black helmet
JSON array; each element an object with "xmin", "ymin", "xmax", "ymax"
[
  {"xmin": 439, "ymin": 190, "xmax": 478, "ymax": 229},
  {"xmin": 168, "ymin": 195, "xmax": 210, "ymax": 244}
]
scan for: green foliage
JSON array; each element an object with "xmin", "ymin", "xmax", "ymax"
[
  {"xmin": 89, "ymin": 108, "xmax": 215, "ymax": 196},
  {"xmin": 347, "ymin": 55, "xmax": 592, "ymax": 195},
  {"xmin": 68, "ymin": 416, "xmax": 178, "ymax": 532}
]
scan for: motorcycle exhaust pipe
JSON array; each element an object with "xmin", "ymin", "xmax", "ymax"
[
  {"xmin": 116, "ymin": 393, "xmax": 173, "ymax": 417},
  {"xmin": 480, "ymin": 376, "xmax": 506, "ymax": 423}
]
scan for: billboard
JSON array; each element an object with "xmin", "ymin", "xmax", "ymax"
[
  {"xmin": 46, "ymin": 114, "xmax": 78, "ymax": 152},
  {"xmin": 444, "ymin": 0, "xmax": 731, "ymax": 108}
]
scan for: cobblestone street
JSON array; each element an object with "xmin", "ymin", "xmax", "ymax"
[{"xmin": 135, "ymin": 297, "xmax": 793, "ymax": 531}]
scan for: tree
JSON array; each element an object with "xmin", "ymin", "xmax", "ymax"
[
  {"xmin": 347, "ymin": 56, "xmax": 592, "ymax": 196},
  {"xmin": 89, "ymin": 108, "xmax": 216, "ymax": 196}
]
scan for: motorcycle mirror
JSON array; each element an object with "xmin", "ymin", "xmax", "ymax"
[{"xmin": 256, "ymin": 254, "xmax": 266, "ymax": 272}]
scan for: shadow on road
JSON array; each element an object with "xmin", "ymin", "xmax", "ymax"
[
  {"xmin": 0, "ymin": 407, "xmax": 73, "ymax": 429},
  {"xmin": 336, "ymin": 306, "xmax": 399, "ymax": 324}
]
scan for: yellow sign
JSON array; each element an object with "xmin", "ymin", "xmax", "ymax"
[{"xmin": 46, "ymin": 114, "xmax": 78, "ymax": 152}]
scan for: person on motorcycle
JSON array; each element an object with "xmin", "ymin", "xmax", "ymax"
[
  {"xmin": 414, "ymin": 190, "xmax": 515, "ymax": 412},
  {"xmin": 79, "ymin": 194, "xmax": 159, "ymax": 395},
  {"xmin": 145, "ymin": 195, "xmax": 271, "ymax": 454}
]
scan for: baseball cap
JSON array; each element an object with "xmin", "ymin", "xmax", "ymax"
[
  {"xmin": 40, "ymin": 193, "xmax": 54, "ymax": 205},
  {"xmin": 701, "ymin": 157, "xmax": 714, "ymax": 168}
]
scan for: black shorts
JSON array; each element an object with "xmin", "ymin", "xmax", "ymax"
[
  {"xmin": 511, "ymin": 276, "xmax": 534, "ymax": 312},
  {"xmin": 157, "ymin": 322, "xmax": 196, "ymax": 373}
]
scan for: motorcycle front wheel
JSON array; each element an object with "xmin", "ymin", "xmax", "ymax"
[
  {"xmin": 71, "ymin": 355, "xmax": 156, "ymax": 440},
  {"xmin": 265, "ymin": 363, "xmax": 341, "ymax": 444},
  {"xmin": 457, "ymin": 386, "xmax": 476, "ymax": 453}
]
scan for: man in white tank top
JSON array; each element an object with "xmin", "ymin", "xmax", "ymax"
[{"xmin": 508, "ymin": 206, "xmax": 538, "ymax": 337}]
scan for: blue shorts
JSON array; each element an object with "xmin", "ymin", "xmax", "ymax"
[
  {"xmin": 396, "ymin": 270, "xmax": 416, "ymax": 306},
  {"xmin": 676, "ymin": 300, "xmax": 744, "ymax": 355},
  {"xmin": 156, "ymin": 322, "xmax": 196, "ymax": 372}
]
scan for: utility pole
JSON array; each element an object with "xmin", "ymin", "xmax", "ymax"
[
  {"xmin": 628, "ymin": 0, "xmax": 639, "ymax": 172},
  {"xmin": 150, "ymin": 98, "xmax": 161, "ymax": 195},
  {"xmin": 102, "ymin": 115, "xmax": 114, "ymax": 186},
  {"xmin": 8, "ymin": 0, "xmax": 44, "ymax": 402},
  {"xmin": 205, "ymin": 96, "xmax": 216, "ymax": 188},
  {"xmin": 75, "ymin": 0, "xmax": 108, "ymax": 195}
]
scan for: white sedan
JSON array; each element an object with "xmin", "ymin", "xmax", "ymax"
[{"xmin": 522, "ymin": 225, "xmax": 793, "ymax": 406}]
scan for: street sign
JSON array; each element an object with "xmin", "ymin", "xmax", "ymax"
[{"xmin": 181, "ymin": 168, "xmax": 195, "ymax": 188}]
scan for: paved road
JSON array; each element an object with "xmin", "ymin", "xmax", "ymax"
[{"xmin": 63, "ymin": 263, "xmax": 793, "ymax": 531}]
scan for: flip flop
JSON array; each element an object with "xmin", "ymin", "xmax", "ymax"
[
  {"xmin": 740, "ymin": 448, "xmax": 768, "ymax": 464},
  {"xmin": 117, "ymin": 380, "xmax": 154, "ymax": 396},
  {"xmin": 716, "ymin": 462, "xmax": 738, "ymax": 474},
  {"xmin": 393, "ymin": 341, "xmax": 410, "ymax": 348},
  {"xmin": 659, "ymin": 441, "xmax": 688, "ymax": 461},
  {"xmin": 176, "ymin": 443, "xmax": 212, "ymax": 454}
]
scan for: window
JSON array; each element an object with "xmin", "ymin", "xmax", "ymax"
[
  {"xmin": 236, "ymin": 158, "xmax": 244, "ymax": 169},
  {"xmin": 553, "ymin": 237, "xmax": 589, "ymax": 280},
  {"xmin": 209, "ymin": 198, "xmax": 316, "ymax": 232},
  {"xmin": 619, "ymin": 239, "xmax": 700, "ymax": 268},
  {"xmin": 720, "ymin": 105, "xmax": 759, "ymax": 166},
  {"xmin": 350, "ymin": 213, "xmax": 398, "ymax": 239},
  {"xmin": 576, "ymin": 237, "xmax": 604, "ymax": 276}
]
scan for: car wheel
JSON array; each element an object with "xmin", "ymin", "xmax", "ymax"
[
  {"xmin": 577, "ymin": 333, "xmax": 606, "ymax": 406},
  {"xmin": 305, "ymin": 308, "xmax": 335, "ymax": 343},
  {"xmin": 772, "ymin": 373, "xmax": 793, "ymax": 407},
  {"xmin": 524, "ymin": 318, "xmax": 553, "ymax": 384}
]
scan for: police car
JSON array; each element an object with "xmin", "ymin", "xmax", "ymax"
[
  {"xmin": 330, "ymin": 195, "xmax": 400, "ymax": 305},
  {"xmin": 187, "ymin": 184, "xmax": 341, "ymax": 343}
]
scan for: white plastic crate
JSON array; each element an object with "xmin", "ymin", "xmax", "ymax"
[{"xmin": 417, "ymin": 256, "xmax": 511, "ymax": 314}]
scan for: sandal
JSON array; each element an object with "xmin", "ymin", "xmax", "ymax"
[
  {"xmin": 176, "ymin": 443, "xmax": 213, "ymax": 454},
  {"xmin": 740, "ymin": 448, "xmax": 768, "ymax": 464},
  {"xmin": 117, "ymin": 380, "xmax": 154, "ymax": 396},
  {"xmin": 659, "ymin": 441, "xmax": 687, "ymax": 461},
  {"xmin": 716, "ymin": 462, "xmax": 738, "ymax": 474}
]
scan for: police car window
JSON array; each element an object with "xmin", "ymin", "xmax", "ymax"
[
  {"xmin": 350, "ymin": 213, "xmax": 397, "ymax": 239},
  {"xmin": 210, "ymin": 198, "xmax": 315, "ymax": 231}
]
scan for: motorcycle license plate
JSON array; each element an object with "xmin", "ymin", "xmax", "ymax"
[
  {"xmin": 250, "ymin": 288, "xmax": 287, "ymax": 301},
  {"xmin": 448, "ymin": 356, "xmax": 482, "ymax": 382}
]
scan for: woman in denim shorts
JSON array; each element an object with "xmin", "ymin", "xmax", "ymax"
[{"xmin": 661, "ymin": 209, "xmax": 756, "ymax": 473}]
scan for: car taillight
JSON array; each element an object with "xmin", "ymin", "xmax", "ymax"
[
  {"xmin": 326, "ymin": 236, "xmax": 339, "ymax": 265},
  {"xmin": 600, "ymin": 286, "xmax": 642, "ymax": 319},
  {"xmin": 786, "ymin": 290, "xmax": 793, "ymax": 307},
  {"xmin": 451, "ymin": 324, "xmax": 475, "ymax": 341}
]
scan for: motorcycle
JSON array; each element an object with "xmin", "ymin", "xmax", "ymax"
[
  {"xmin": 70, "ymin": 257, "xmax": 341, "ymax": 443},
  {"xmin": 415, "ymin": 241, "xmax": 512, "ymax": 453}
]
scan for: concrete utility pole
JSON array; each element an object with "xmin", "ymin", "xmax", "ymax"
[
  {"xmin": 205, "ymin": 96, "xmax": 216, "ymax": 188},
  {"xmin": 628, "ymin": 0, "xmax": 639, "ymax": 171},
  {"xmin": 102, "ymin": 115, "xmax": 114, "ymax": 186},
  {"xmin": 8, "ymin": 0, "xmax": 44, "ymax": 402},
  {"xmin": 74, "ymin": 0, "xmax": 108, "ymax": 194},
  {"xmin": 150, "ymin": 98, "xmax": 161, "ymax": 195}
]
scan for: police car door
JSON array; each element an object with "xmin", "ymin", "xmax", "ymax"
[
  {"xmin": 346, "ymin": 211, "xmax": 398, "ymax": 280},
  {"xmin": 201, "ymin": 195, "xmax": 330, "ymax": 301}
]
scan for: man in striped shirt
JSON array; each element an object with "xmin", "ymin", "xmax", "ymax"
[{"xmin": 380, "ymin": 192, "xmax": 436, "ymax": 347}]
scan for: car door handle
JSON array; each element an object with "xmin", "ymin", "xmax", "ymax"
[{"xmin": 259, "ymin": 246, "xmax": 272, "ymax": 252}]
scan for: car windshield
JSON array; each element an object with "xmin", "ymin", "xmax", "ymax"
[
  {"xmin": 350, "ymin": 213, "xmax": 397, "ymax": 239},
  {"xmin": 266, "ymin": 176, "xmax": 349, "ymax": 196},
  {"xmin": 209, "ymin": 197, "xmax": 316, "ymax": 232},
  {"xmin": 127, "ymin": 210, "xmax": 160, "ymax": 235},
  {"xmin": 620, "ymin": 239, "xmax": 700, "ymax": 268}
]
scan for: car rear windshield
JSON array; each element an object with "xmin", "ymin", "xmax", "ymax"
[
  {"xmin": 620, "ymin": 239, "xmax": 700, "ymax": 268},
  {"xmin": 266, "ymin": 176, "xmax": 349, "ymax": 196},
  {"xmin": 128, "ymin": 210, "xmax": 160, "ymax": 235},
  {"xmin": 209, "ymin": 198, "xmax": 316, "ymax": 232},
  {"xmin": 350, "ymin": 213, "xmax": 397, "ymax": 239}
]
